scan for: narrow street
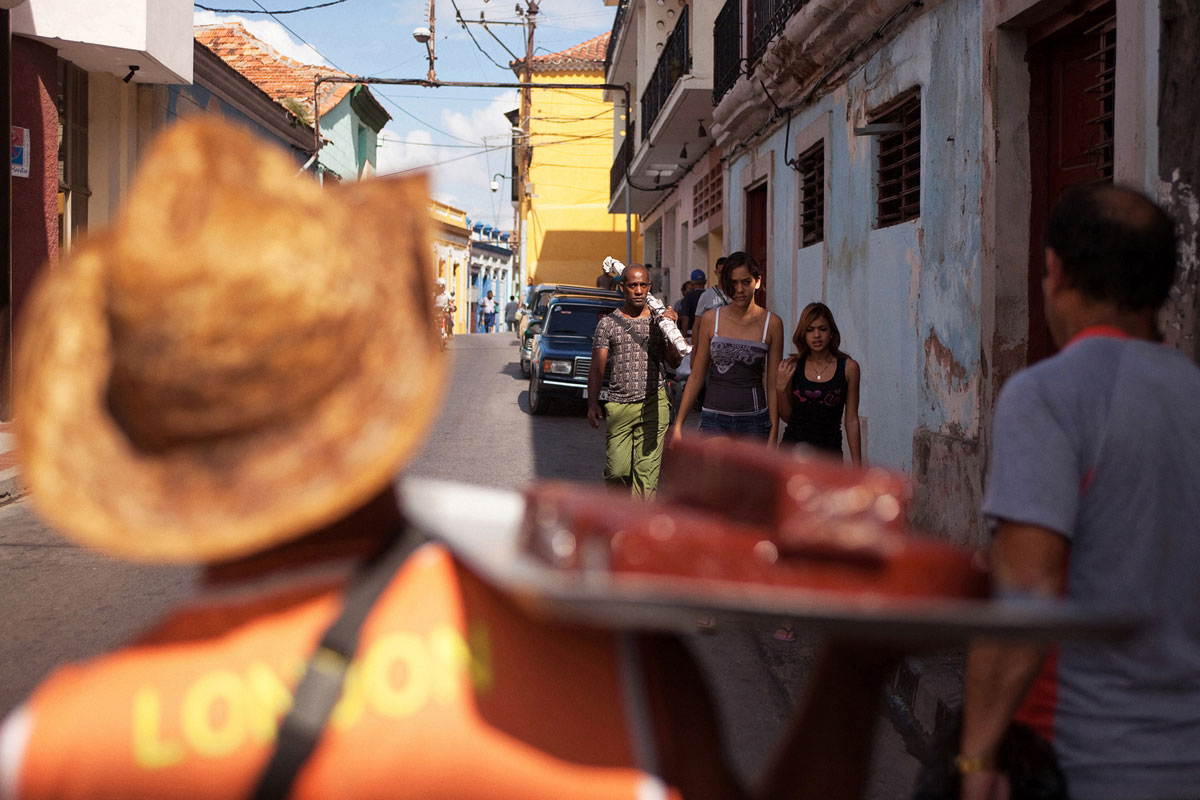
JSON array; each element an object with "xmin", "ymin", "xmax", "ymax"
[
  {"xmin": 408, "ymin": 333, "xmax": 924, "ymax": 796},
  {"xmin": 0, "ymin": 331, "xmax": 922, "ymax": 797}
]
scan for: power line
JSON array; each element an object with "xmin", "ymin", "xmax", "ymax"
[
  {"xmin": 380, "ymin": 96, "xmax": 480, "ymax": 144},
  {"xmin": 377, "ymin": 137, "xmax": 507, "ymax": 150},
  {"xmin": 229, "ymin": 1, "xmax": 481, "ymax": 146},
  {"xmin": 385, "ymin": 145, "xmax": 504, "ymax": 175},
  {"xmin": 195, "ymin": 0, "xmax": 348, "ymax": 14},
  {"xmin": 448, "ymin": 0, "xmax": 510, "ymax": 71},
  {"xmin": 248, "ymin": 0, "xmax": 342, "ymax": 69}
]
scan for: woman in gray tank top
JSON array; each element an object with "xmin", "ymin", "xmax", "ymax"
[{"xmin": 670, "ymin": 252, "xmax": 784, "ymax": 443}]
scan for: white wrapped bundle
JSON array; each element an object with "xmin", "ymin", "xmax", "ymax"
[{"xmin": 602, "ymin": 256, "xmax": 693, "ymax": 358}]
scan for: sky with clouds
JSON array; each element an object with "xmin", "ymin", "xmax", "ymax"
[{"xmin": 194, "ymin": 0, "xmax": 614, "ymax": 234}]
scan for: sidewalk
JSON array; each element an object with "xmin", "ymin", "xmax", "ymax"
[{"xmin": 0, "ymin": 422, "xmax": 22, "ymax": 503}]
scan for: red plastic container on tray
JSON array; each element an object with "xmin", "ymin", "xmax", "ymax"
[{"xmin": 521, "ymin": 437, "xmax": 988, "ymax": 601}]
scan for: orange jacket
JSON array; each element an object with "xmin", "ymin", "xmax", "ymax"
[{"xmin": 2, "ymin": 544, "xmax": 680, "ymax": 799}]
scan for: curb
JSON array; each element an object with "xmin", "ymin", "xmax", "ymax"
[{"xmin": 0, "ymin": 470, "xmax": 22, "ymax": 506}]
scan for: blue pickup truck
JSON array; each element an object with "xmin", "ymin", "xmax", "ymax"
[{"xmin": 528, "ymin": 292, "xmax": 623, "ymax": 415}]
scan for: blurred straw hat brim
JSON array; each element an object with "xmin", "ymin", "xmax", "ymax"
[{"xmin": 14, "ymin": 119, "xmax": 444, "ymax": 563}]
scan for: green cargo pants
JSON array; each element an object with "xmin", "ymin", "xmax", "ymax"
[{"xmin": 603, "ymin": 387, "xmax": 671, "ymax": 499}]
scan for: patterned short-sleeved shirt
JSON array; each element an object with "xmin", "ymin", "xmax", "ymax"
[{"xmin": 592, "ymin": 311, "xmax": 668, "ymax": 403}]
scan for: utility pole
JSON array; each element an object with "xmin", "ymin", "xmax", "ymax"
[
  {"xmin": 515, "ymin": 1, "xmax": 537, "ymax": 289},
  {"xmin": 425, "ymin": 0, "xmax": 436, "ymax": 82}
]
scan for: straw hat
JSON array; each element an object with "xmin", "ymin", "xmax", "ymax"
[{"xmin": 15, "ymin": 118, "xmax": 444, "ymax": 563}]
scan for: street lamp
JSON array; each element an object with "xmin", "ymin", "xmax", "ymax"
[{"xmin": 413, "ymin": 0, "xmax": 436, "ymax": 81}]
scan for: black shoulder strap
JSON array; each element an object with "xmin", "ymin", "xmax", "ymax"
[
  {"xmin": 611, "ymin": 311, "xmax": 650, "ymax": 354},
  {"xmin": 251, "ymin": 526, "xmax": 425, "ymax": 800}
]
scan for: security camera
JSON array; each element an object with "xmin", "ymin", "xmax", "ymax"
[
  {"xmin": 412, "ymin": 27, "xmax": 432, "ymax": 44},
  {"xmin": 491, "ymin": 180, "xmax": 500, "ymax": 192}
]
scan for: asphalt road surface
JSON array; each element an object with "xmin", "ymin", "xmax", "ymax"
[{"xmin": 0, "ymin": 330, "xmax": 922, "ymax": 797}]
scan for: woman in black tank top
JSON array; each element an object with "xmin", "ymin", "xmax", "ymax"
[{"xmin": 776, "ymin": 302, "xmax": 862, "ymax": 466}]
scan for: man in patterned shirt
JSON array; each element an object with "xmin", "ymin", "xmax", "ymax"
[{"xmin": 587, "ymin": 263, "xmax": 682, "ymax": 498}]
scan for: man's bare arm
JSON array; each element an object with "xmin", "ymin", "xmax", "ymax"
[
  {"xmin": 587, "ymin": 346, "xmax": 609, "ymax": 429},
  {"xmin": 960, "ymin": 521, "xmax": 1068, "ymax": 798}
]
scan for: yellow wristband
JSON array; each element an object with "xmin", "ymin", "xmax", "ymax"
[{"xmin": 953, "ymin": 753, "xmax": 996, "ymax": 775}]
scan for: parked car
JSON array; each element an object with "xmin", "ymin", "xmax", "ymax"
[
  {"xmin": 528, "ymin": 293, "xmax": 622, "ymax": 414},
  {"xmin": 519, "ymin": 283, "xmax": 621, "ymax": 376}
]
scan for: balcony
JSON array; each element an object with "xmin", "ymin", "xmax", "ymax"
[
  {"xmin": 714, "ymin": 1, "xmax": 918, "ymax": 151},
  {"xmin": 713, "ymin": 0, "xmax": 741, "ymax": 104},
  {"xmin": 609, "ymin": 1, "xmax": 718, "ymax": 217},
  {"xmin": 640, "ymin": 5, "xmax": 691, "ymax": 141},
  {"xmin": 605, "ymin": 0, "xmax": 629, "ymax": 69},
  {"xmin": 610, "ymin": 131, "xmax": 634, "ymax": 200},
  {"xmin": 749, "ymin": 0, "xmax": 811, "ymax": 66}
]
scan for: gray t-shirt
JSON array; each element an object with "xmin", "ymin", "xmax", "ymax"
[
  {"xmin": 693, "ymin": 285, "xmax": 730, "ymax": 321},
  {"xmin": 983, "ymin": 333, "xmax": 1200, "ymax": 799},
  {"xmin": 592, "ymin": 311, "xmax": 668, "ymax": 403}
]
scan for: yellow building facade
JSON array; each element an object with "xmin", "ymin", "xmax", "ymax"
[
  {"xmin": 429, "ymin": 200, "xmax": 471, "ymax": 335},
  {"xmin": 518, "ymin": 33, "xmax": 639, "ymax": 288}
]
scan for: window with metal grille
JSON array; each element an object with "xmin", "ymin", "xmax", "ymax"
[
  {"xmin": 796, "ymin": 140, "xmax": 824, "ymax": 247},
  {"xmin": 692, "ymin": 162, "xmax": 723, "ymax": 227},
  {"xmin": 1084, "ymin": 13, "xmax": 1115, "ymax": 181},
  {"xmin": 872, "ymin": 89, "xmax": 921, "ymax": 228}
]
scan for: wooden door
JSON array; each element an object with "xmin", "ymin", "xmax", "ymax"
[
  {"xmin": 745, "ymin": 183, "xmax": 768, "ymax": 306},
  {"xmin": 1026, "ymin": 4, "xmax": 1115, "ymax": 363}
]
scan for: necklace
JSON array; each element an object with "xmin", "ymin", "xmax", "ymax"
[{"xmin": 810, "ymin": 356, "xmax": 836, "ymax": 380}]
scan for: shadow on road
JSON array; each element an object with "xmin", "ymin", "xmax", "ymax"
[{"xmin": 518, "ymin": 390, "xmax": 605, "ymax": 483}]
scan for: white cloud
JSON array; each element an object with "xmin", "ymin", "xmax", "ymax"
[
  {"xmin": 193, "ymin": 10, "xmax": 331, "ymax": 66},
  {"xmin": 377, "ymin": 90, "xmax": 519, "ymax": 225},
  {"xmin": 376, "ymin": 129, "xmax": 437, "ymax": 175}
]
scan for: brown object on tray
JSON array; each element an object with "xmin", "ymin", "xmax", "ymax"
[{"xmin": 521, "ymin": 439, "xmax": 988, "ymax": 601}]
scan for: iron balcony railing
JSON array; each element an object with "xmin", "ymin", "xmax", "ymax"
[
  {"xmin": 605, "ymin": 0, "xmax": 629, "ymax": 70},
  {"xmin": 640, "ymin": 4, "xmax": 691, "ymax": 141},
  {"xmin": 750, "ymin": 0, "xmax": 810, "ymax": 65},
  {"xmin": 713, "ymin": 0, "xmax": 741, "ymax": 104},
  {"xmin": 611, "ymin": 131, "xmax": 635, "ymax": 198}
]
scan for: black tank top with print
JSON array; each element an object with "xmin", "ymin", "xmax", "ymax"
[{"xmin": 782, "ymin": 355, "xmax": 847, "ymax": 453}]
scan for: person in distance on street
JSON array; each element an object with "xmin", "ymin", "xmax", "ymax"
[
  {"xmin": 587, "ymin": 264, "xmax": 683, "ymax": 499},
  {"xmin": 678, "ymin": 268, "xmax": 708, "ymax": 340}
]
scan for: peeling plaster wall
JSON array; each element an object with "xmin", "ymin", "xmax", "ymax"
[
  {"xmin": 723, "ymin": 0, "xmax": 985, "ymax": 540},
  {"xmin": 1158, "ymin": 0, "xmax": 1200, "ymax": 361}
]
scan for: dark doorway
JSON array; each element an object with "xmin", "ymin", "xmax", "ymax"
[
  {"xmin": 745, "ymin": 182, "xmax": 768, "ymax": 307},
  {"xmin": 1026, "ymin": 2, "xmax": 1115, "ymax": 363}
]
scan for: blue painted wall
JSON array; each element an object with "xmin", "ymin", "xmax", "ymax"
[
  {"xmin": 167, "ymin": 83, "xmax": 310, "ymax": 164},
  {"xmin": 319, "ymin": 96, "xmax": 378, "ymax": 181},
  {"xmin": 725, "ymin": 1, "xmax": 984, "ymax": 478}
]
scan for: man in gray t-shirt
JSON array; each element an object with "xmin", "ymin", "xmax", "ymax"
[
  {"xmin": 587, "ymin": 264, "xmax": 681, "ymax": 498},
  {"xmin": 692, "ymin": 256, "xmax": 730, "ymax": 322},
  {"xmin": 960, "ymin": 185, "xmax": 1200, "ymax": 800}
]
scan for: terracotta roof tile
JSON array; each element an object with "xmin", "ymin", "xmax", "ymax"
[
  {"xmin": 530, "ymin": 32, "xmax": 609, "ymax": 73},
  {"xmin": 194, "ymin": 22, "xmax": 355, "ymax": 117}
]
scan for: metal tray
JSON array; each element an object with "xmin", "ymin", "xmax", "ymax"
[{"xmin": 401, "ymin": 478, "xmax": 1142, "ymax": 644}]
